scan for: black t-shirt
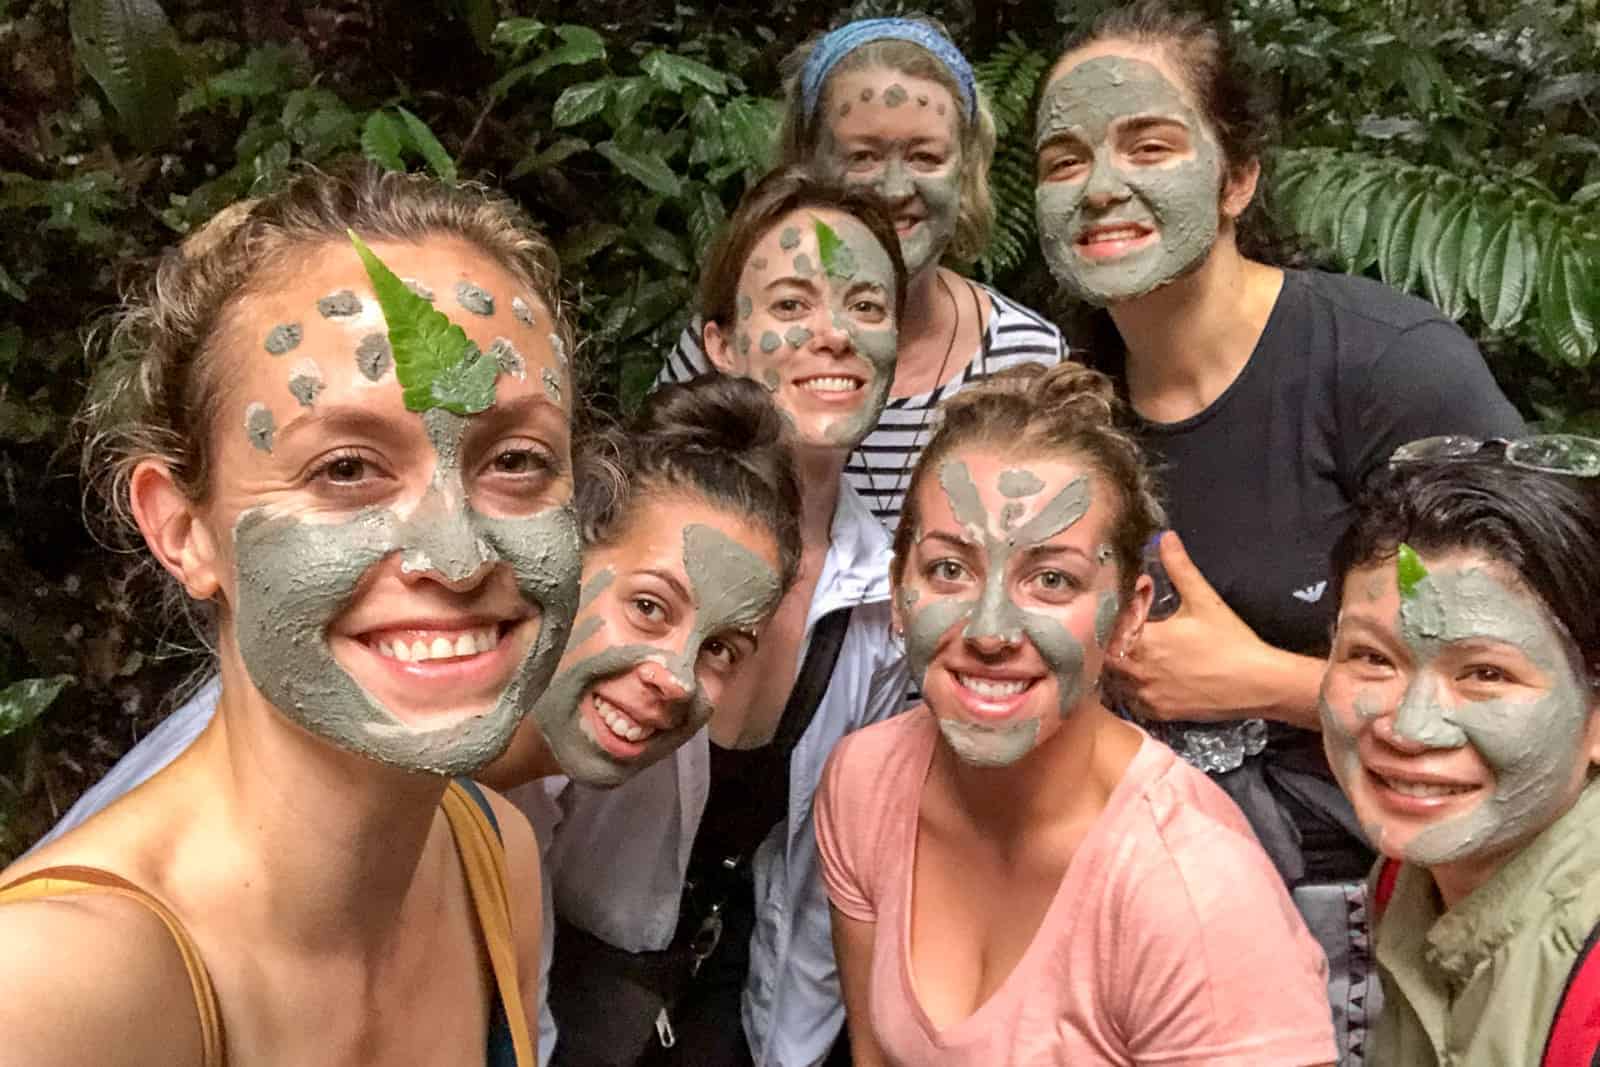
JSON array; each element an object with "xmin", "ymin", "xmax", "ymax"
[{"xmin": 1097, "ymin": 269, "xmax": 1525, "ymax": 877}]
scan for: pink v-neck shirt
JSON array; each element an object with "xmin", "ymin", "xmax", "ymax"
[{"xmin": 816, "ymin": 710, "xmax": 1337, "ymax": 1066}]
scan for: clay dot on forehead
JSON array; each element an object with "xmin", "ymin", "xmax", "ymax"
[
  {"xmin": 860, "ymin": 87, "xmax": 874, "ymax": 102},
  {"xmin": 355, "ymin": 333, "xmax": 392, "ymax": 381},
  {"xmin": 549, "ymin": 332, "xmax": 568, "ymax": 367},
  {"xmin": 511, "ymin": 295, "xmax": 536, "ymax": 326},
  {"xmin": 317, "ymin": 289, "xmax": 362, "ymax": 318},
  {"xmin": 245, "ymin": 402, "xmax": 275, "ymax": 452},
  {"xmin": 839, "ymin": 101, "xmax": 852, "ymax": 117},
  {"xmin": 264, "ymin": 322, "xmax": 302, "ymax": 355},
  {"xmin": 287, "ymin": 357, "xmax": 325, "ymax": 408},
  {"xmin": 542, "ymin": 366, "xmax": 563, "ymax": 403},
  {"xmin": 751, "ymin": 256, "xmax": 768, "ymax": 271},
  {"xmin": 489, "ymin": 337, "xmax": 526, "ymax": 380},
  {"xmin": 454, "ymin": 280, "xmax": 495, "ymax": 316},
  {"xmin": 778, "ymin": 227, "xmax": 800, "ymax": 251},
  {"xmin": 883, "ymin": 84, "xmax": 908, "ymax": 107},
  {"xmin": 402, "ymin": 278, "xmax": 435, "ymax": 302},
  {"xmin": 793, "ymin": 253, "xmax": 814, "ymax": 278}
]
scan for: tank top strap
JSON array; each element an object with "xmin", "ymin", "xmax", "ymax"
[
  {"xmin": 0, "ymin": 865, "xmax": 225, "ymax": 1066},
  {"xmin": 440, "ymin": 781, "xmax": 536, "ymax": 1066}
]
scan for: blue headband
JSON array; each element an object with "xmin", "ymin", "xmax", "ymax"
[{"xmin": 800, "ymin": 18, "xmax": 977, "ymax": 121}]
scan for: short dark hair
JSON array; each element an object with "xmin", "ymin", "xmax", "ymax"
[
  {"xmin": 698, "ymin": 165, "xmax": 908, "ymax": 331},
  {"xmin": 1332, "ymin": 457, "xmax": 1600, "ymax": 683},
  {"xmin": 574, "ymin": 375, "xmax": 804, "ymax": 593}
]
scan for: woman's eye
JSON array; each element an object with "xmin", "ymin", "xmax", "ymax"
[
  {"xmin": 1041, "ymin": 153, "xmax": 1087, "ymax": 179},
  {"xmin": 309, "ymin": 451, "xmax": 384, "ymax": 488},
  {"xmin": 630, "ymin": 596, "xmax": 667, "ymax": 624},
  {"xmin": 486, "ymin": 446, "xmax": 552, "ymax": 477},
  {"xmin": 912, "ymin": 152, "xmax": 944, "ymax": 168},
  {"xmin": 849, "ymin": 297, "xmax": 887, "ymax": 320},
  {"xmin": 1342, "ymin": 645, "xmax": 1393, "ymax": 671},
  {"xmin": 701, "ymin": 638, "xmax": 739, "ymax": 670},
  {"xmin": 1463, "ymin": 665, "xmax": 1509, "ymax": 685},
  {"xmin": 847, "ymin": 151, "xmax": 877, "ymax": 168},
  {"xmin": 928, "ymin": 559, "xmax": 968, "ymax": 582},
  {"xmin": 1131, "ymin": 141, "xmax": 1173, "ymax": 159},
  {"xmin": 1034, "ymin": 569, "xmax": 1074, "ymax": 592},
  {"xmin": 773, "ymin": 298, "xmax": 807, "ymax": 315}
]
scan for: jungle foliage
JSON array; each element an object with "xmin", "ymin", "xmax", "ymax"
[{"xmin": 0, "ymin": 0, "xmax": 1596, "ymax": 860}]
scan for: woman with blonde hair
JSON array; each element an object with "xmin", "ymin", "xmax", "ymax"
[{"xmin": 661, "ymin": 15, "xmax": 1065, "ymax": 530}]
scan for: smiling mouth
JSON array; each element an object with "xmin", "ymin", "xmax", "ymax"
[
  {"xmin": 1369, "ymin": 769, "xmax": 1477, "ymax": 799},
  {"xmin": 1075, "ymin": 224, "xmax": 1156, "ymax": 258},
  {"xmin": 798, "ymin": 375, "xmax": 865, "ymax": 395},
  {"xmin": 369, "ymin": 625, "xmax": 504, "ymax": 663},
  {"xmin": 957, "ymin": 673, "xmax": 1032, "ymax": 698},
  {"xmin": 894, "ymin": 215, "xmax": 923, "ymax": 234},
  {"xmin": 593, "ymin": 692, "xmax": 660, "ymax": 745}
]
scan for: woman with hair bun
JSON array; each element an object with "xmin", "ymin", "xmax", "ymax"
[
  {"xmin": 816, "ymin": 361, "xmax": 1337, "ymax": 1066},
  {"xmin": 1033, "ymin": 2, "xmax": 1523, "ymax": 1056},
  {"xmin": 660, "ymin": 15, "xmax": 1065, "ymax": 530},
  {"xmin": 546, "ymin": 168, "xmax": 911, "ymax": 1067}
]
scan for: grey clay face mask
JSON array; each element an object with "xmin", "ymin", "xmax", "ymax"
[
  {"xmin": 533, "ymin": 523, "xmax": 782, "ymax": 787},
  {"xmin": 1322, "ymin": 561, "xmax": 1594, "ymax": 868},
  {"xmin": 902, "ymin": 460, "xmax": 1098, "ymax": 768},
  {"xmin": 1034, "ymin": 55, "xmax": 1223, "ymax": 306},
  {"xmin": 232, "ymin": 408, "xmax": 581, "ymax": 775},
  {"xmin": 732, "ymin": 215, "xmax": 898, "ymax": 450},
  {"xmin": 818, "ymin": 121, "xmax": 962, "ymax": 280}
]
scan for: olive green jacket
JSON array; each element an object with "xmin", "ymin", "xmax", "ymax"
[{"xmin": 1374, "ymin": 780, "xmax": 1600, "ymax": 1066}]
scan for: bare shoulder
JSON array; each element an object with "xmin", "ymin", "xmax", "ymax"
[{"xmin": 0, "ymin": 891, "xmax": 207, "ymax": 1067}]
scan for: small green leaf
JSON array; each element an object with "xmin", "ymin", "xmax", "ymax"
[
  {"xmin": 595, "ymin": 140, "xmax": 683, "ymax": 198},
  {"xmin": 0, "ymin": 675, "xmax": 73, "ymax": 738},
  {"xmin": 1475, "ymin": 209, "xmax": 1536, "ymax": 332},
  {"xmin": 396, "ymin": 107, "xmax": 457, "ymax": 183},
  {"xmin": 361, "ymin": 111, "xmax": 407, "ymax": 172},
  {"xmin": 492, "ymin": 18, "xmax": 547, "ymax": 52},
  {"xmin": 608, "ymin": 77, "xmax": 658, "ymax": 130},
  {"xmin": 348, "ymin": 231, "xmax": 497, "ymax": 414},
  {"xmin": 1396, "ymin": 543, "xmax": 1427, "ymax": 600},
  {"xmin": 507, "ymin": 135, "xmax": 589, "ymax": 180},
  {"xmin": 631, "ymin": 222, "xmax": 690, "ymax": 273},
  {"xmin": 815, "ymin": 218, "xmax": 856, "ymax": 280},
  {"xmin": 553, "ymin": 81, "xmax": 611, "ymax": 127}
]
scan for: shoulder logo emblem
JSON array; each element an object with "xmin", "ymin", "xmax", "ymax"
[{"xmin": 1293, "ymin": 581, "xmax": 1328, "ymax": 604}]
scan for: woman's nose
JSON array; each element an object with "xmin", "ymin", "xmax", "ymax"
[{"xmin": 1083, "ymin": 149, "xmax": 1132, "ymax": 210}]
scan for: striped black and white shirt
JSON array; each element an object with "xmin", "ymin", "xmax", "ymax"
[{"xmin": 658, "ymin": 282, "xmax": 1066, "ymax": 533}]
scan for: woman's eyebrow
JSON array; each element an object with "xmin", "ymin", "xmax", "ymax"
[
  {"xmin": 637, "ymin": 567, "xmax": 692, "ymax": 605},
  {"xmin": 1115, "ymin": 115, "xmax": 1190, "ymax": 135}
]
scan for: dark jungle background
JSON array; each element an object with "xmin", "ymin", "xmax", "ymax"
[{"xmin": 2, "ymin": 0, "xmax": 1596, "ymax": 861}]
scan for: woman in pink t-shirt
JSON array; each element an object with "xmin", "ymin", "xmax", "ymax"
[{"xmin": 814, "ymin": 360, "xmax": 1337, "ymax": 1065}]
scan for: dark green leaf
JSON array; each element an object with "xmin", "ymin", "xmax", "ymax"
[
  {"xmin": 608, "ymin": 77, "xmax": 658, "ymax": 130},
  {"xmin": 491, "ymin": 30, "xmax": 608, "ymax": 100},
  {"xmin": 507, "ymin": 136, "xmax": 589, "ymax": 180},
  {"xmin": 396, "ymin": 107, "xmax": 457, "ymax": 183},
  {"xmin": 1537, "ymin": 235, "xmax": 1599, "ymax": 367},
  {"xmin": 68, "ymin": 0, "xmax": 183, "ymax": 149},
  {"xmin": 718, "ymin": 97, "xmax": 779, "ymax": 172},
  {"xmin": 553, "ymin": 82, "xmax": 612, "ymax": 127},
  {"xmin": 1475, "ymin": 208, "xmax": 1536, "ymax": 332},
  {"xmin": 595, "ymin": 140, "xmax": 683, "ymax": 198},
  {"xmin": 687, "ymin": 187, "xmax": 726, "ymax": 257},
  {"xmin": 0, "ymin": 676, "xmax": 74, "ymax": 737},
  {"xmin": 1572, "ymin": 182, "xmax": 1600, "ymax": 207},
  {"xmin": 1426, "ymin": 190, "xmax": 1477, "ymax": 320},
  {"xmin": 1329, "ymin": 169, "xmax": 1389, "ymax": 271},
  {"xmin": 451, "ymin": 0, "xmax": 495, "ymax": 50},
  {"xmin": 0, "ymin": 263, "xmax": 24, "ymax": 302},
  {"xmin": 361, "ymin": 111, "xmax": 407, "ymax": 172},
  {"xmin": 349, "ymin": 232, "xmax": 496, "ymax": 414},
  {"xmin": 558, "ymin": 222, "xmax": 625, "ymax": 266},
  {"xmin": 641, "ymin": 50, "xmax": 729, "ymax": 95},
  {"xmin": 491, "ymin": 18, "xmax": 547, "ymax": 53},
  {"xmin": 687, "ymin": 95, "xmax": 727, "ymax": 168},
  {"xmin": 631, "ymin": 222, "xmax": 690, "ymax": 272}
]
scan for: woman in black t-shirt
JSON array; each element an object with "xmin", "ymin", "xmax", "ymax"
[{"xmin": 1031, "ymin": 3, "xmax": 1523, "ymax": 1062}]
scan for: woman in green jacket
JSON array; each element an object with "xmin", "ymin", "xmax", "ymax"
[{"xmin": 1321, "ymin": 434, "xmax": 1600, "ymax": 1065}]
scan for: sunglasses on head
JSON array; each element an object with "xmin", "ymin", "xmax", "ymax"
[{"xmin": 1388, "ymin": 434, "xmax": 1600, "ymax": 478}]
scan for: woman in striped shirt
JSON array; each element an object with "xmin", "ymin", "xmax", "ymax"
[{"xmin": 661, "ymin": 17, "xmax": 1065, "ymax": 531}]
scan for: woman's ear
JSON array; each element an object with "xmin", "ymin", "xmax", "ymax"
[
  {"xmin": 1220, "ymin": 158, "xmax": 1261, "ymax": 222},
  {"xmin": 1109, "ymin": 572, "xmax": 1154, "ymax": 656},
  {"xmin": 129, "ymin": 459, "xmax": 222, "ymax": 601},
  {"xmin": 703, "ymin": 319, "xmax": 738, "ymax": 375}
]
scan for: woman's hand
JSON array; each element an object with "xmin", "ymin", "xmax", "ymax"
[{"xmin": 1109, "ymin": 532, "xmax": 1325, "ymax": 730}]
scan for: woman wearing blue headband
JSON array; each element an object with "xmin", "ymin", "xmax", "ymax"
[{"xmin": 661, "ymin": 16, "xmax": 1066, "ymax": 531}]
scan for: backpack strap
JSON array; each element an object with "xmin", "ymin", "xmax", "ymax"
[
  {"xmin": 1372, "ymin": 857, "xmax": 1402, "ymax": 922},
  {"xmin": 1541, "ymin": 920, "xmax": 1600, "ymax": 1067}
]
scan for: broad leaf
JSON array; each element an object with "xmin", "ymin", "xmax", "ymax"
[
  {"xmin": 1330, "ymin": 169, "xmax": 1389, "ymax": 271},
  {"xmin": 558, "ymin": 222, "xmax": 625, "ymax": 266},
  {"xmin": 641, "ymin": 50, "xmax": 729, "ymax": 96},
  {"xmin": 491, "ymin": 31, "xmax": 608, "ymax": 101},
  {"xmin": 1378, "ymin": 182, "xmax": 1429, "ymax": 292},
  {"xmin": 508, "ymin": 136, "xmax": 589, "ymax": 180},
  {"xmin": 1425, "ymin": 190, "xmax": 1476, "ymax": 320},
  {"xmin": 1475, "ymin": 208, "xmax": 1535, "ymax": 332},
  {"xmin": 69, "ymin": 0, "xmax": 183, "ymax": 149},
  {"xmin": 1538, "ymin": 235, "xmax": 1599, "ymax": 367},
  {"xmin": 348, "ymin": 232, "xmax": 497, "ymax": 414},
  {"xmin": 608, "ymin": 77, "xmax": 658, "ymax": 131},
  {"xmin": 396, "ymin": 107, "xmax": 457, "ymax": 183},
  {"xmin": 631, "ymin": 222, "xmax": 690, "ymax": 273},
  {"xmin": 553, "ymin": 82, "xmax": 611, "ymax": 127},
  {"xmin": 0, "ymin": 675, "xmax": 73, "ymax": 738},
  {"xmin": 492, "ymin": 18, "xmax": 547, "ymax": 53},
  {"xmin": 718, "ymin": 97, "xmax": 779, "ymax": 172},
  {"xmin": 595, "ymin": 141, "xmax": 683, "ymax": 198}
]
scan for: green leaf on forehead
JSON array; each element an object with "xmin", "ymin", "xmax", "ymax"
[
  {"xmin": 348, "ymin": 230, "xmax": 497, "ymax": 415},
  {"xmin": 1396, "ymin": 542, "xmax": 1428, "ymax": 599},
  {"xmin": 813, "ymin": 218, "xmax": 857, "ymax": 281}
]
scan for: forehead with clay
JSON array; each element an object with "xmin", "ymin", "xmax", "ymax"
[
  {"xmin": 1037, "ymin": 51, "xmax": 1208, "ymax": 151},
  {"xmin": 740, "ymin": 211, "xmax": 896, "ymax": 308},
  {"xmin": 824, "ymin": 65, "xmax": 960, "ymax": 129},
  {"xmin": 1395, "ymin": 553, "xmax": 1578, "ymax": 676},
  {"xmin": 220, "ymin": 236, "xmax": 569, "ymax": 461}
]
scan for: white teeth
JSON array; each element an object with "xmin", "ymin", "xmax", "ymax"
[
  {"xmin": 958, "ymin": 674, "xmax": 1029, "ymax": 697},
  {"xmin": 372, "ymin": 627, "xmax": 500, "ymax": 664},
  {"xmin": 1083, "ymin": 226, "xmax": 1146, "ymax": 243},
  {"xmin": 802, "ymin": 377, "xmax": 860, "ymax": 394},
  {"xmin": 1379, "ymin": 775, "xmax": 1474, "ymax": 798},
  {"xmin": 594, "ymin": 695, "xmax": 657, "ymax": 743}
]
